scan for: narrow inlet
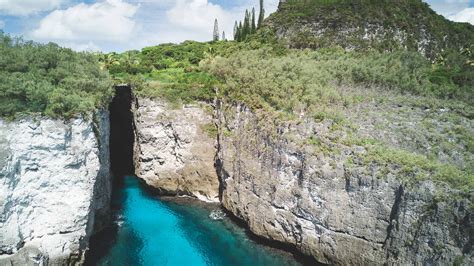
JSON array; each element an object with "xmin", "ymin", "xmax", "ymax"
[{"xmin": 109, "ymin": 85, "xmax": 135, "ymax": 177}]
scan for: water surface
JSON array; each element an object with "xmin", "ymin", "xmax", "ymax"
[{"xmin": 87, "ymin": 176, "xmax": 301, "ymax": 266}]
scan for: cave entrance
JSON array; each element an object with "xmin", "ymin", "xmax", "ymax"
[{"xmin": 109, "ymin": 85, "xmax": 135, "ymax": 177}]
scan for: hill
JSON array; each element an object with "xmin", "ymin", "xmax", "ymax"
[{"xmin": 266, "ymin": 0, "xmax": 474, "ymax": 59}]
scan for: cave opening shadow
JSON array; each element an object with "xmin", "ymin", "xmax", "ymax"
[
  {"xmin": 109, "ymin": 85, "xmax": 135, "ymax": 177},
  {"xmin": 85, "ymin": 85, "xmax": 135, "ymax": 265}
]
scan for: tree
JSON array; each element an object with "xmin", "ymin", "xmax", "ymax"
[
  {"xmin": 98, "ymin": 52, "xmax": 120, "ymax": 70},
  {"xmin": 233, "ymin": 21, "xmax": 238, "ymax": 40},
  {"xmin": 237, "ymin": 21, "xmax": 243, "ymax": 41},
  {"xmin": 251, "ymin": 7, "xmax": 256, "ymax": 34},
  {"xmin": 213, "ymin": 19, "xmax": 219, "ymax": 41},
  {"xmin": 258, "ymin": 0, "xmax": 265, "ymax": 29},
  {"xmin": 243, "ymin": 9, "xmax": 250, "ymax": 40}
]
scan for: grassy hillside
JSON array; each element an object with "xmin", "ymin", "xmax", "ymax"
[
  {"xmin": 266, "ymin": 0, "xmax": 474, "ymax": 58},
  {"xmin": 0, "ymin": 32, "xmax": 112, "ymax": 118},
  {"xmin": 202, "ymin": 47, "xmax": 473, "ymax": 191}
]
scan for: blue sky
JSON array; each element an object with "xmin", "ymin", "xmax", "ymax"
[{"xmin": 0, "ymin": 0, "xmax": 472, "ymax": 52}]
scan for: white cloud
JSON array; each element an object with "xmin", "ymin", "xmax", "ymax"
[
  {"xmin": 448, "ymin": 7, "xmax": 474, "ymax": 24},
  {"xmin": 166, "ymin": 0, "xmax": 237, "ymax": 41},
  {"xmin": 0, "ymin": 0, "xmax": 66, "ymax": 16},
  {"xmin": 425, "ymin": 0, "xmax": 471, "ymax": 17},
  {"xmin": 167, "ymin": 0, "xmax": 228, "ymax": 31},
  {"xmin": 0, "ymin": 20, "xmax": 5, "ymax": 29},
  {"xmin": 31, "ymin": 0, "xmax": 139, "ymax": 49}
]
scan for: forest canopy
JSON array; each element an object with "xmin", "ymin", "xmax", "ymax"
[{"xmin": 0, "ymin": 32, "xmax": 113, "ymax": 118}]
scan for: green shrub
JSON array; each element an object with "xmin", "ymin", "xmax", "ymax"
[
  {"xmin": 202, "ymin": 48, "xmax": 472, "ymax": 119},
  {"xmin": 0, "ymin": 32, "xmax": 113, "ymax": 118}
]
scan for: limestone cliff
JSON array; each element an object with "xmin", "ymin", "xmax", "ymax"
[
  {"xmin": 0, "ymin": 111, "xmax": 111, "ymax": 265},
  {"xmin": 215, "ymin": 100, "xmax": 473, "ymax": 265},
  {"xmin": 129, "ymin": 94, "xmax": 472, "ymax": 264},
  {"xmin": 133, "ymin": 97, "xmax": 219, "ymax": 202}
]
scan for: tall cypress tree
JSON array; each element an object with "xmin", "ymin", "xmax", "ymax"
[
  {"xmin": 238, "ymin": 21, "xmax": 243, "ymax": 42},
  {"xmin": 233, "ymin": 21, "xmax": 238, "ymax": 40},
  {"xmin": 213, "ymin": 19, "xmax": 219, "ymax": 41},
  {"xmin": 243, "ymin": 9, "xmax": 249, "ymax": 40},
  {"xmin": 258, "ymin": 0, "xmax": 265, "ymax": 29},
  {"xmin": 251, "ymin": 7, "xmax": 256, "ymax": 34}
]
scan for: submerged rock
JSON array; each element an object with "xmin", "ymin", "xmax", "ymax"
[
  {"xmin": 0, "ymin": 111, "xmax": 111, "ymax": 265},
  {"xmin": 209, "ymin": 209, "xmax": 226, "ymax": 220}
]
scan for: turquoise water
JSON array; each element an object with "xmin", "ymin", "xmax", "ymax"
[{"xmin": 87, "ymin": 176, "xmax": 301, "ymax": 266}]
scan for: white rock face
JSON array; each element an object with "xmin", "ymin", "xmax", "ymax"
[
  {"xmin": 133, "ymin": 98, "xmax": 219, "ymax": 202},
  {"xmin": 0, "ymin": 111, "xmax": 111, "ymax": 265}
]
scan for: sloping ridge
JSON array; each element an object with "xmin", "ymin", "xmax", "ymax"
[{"xmin": 266, "ymin": 0, "xmax": 474, "ymax": 58}]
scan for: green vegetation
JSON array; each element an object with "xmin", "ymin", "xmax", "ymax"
[
  {"xmin": 200, "ymin": 123, "xmax": 218, "ymax": 138},
  {"xmin": 234, "ymin": 0, "xmax": 265, "ymax": 41},
  {"xmin": 268, "ymin": 0, "xmax": 474, "ymax": 59},
  {"xmin": 99, "ymin": 39, "xmax": 286, "ymax": 103},
  {"xmin": 103, "ymin": 39, "xmax": 472, "ymax": 113},
  {"xmin": 0, "ymin": 32, "xmax": 112, "ymax": 118},
  {"xmin": 101, "ymin": 41, "xmax": 237, "ymax": 103},
  {"xmin": 202, "ymin": 47, "xmax": 473, "ymax": 115},
  {"xmin": 361, "ymin": 144, "xmax": 473, "ymax": 191}
]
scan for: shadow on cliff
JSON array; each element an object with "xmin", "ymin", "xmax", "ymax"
[{"xmin": 109, "ymin": 85, "xmax": 135, "ymax": 177}]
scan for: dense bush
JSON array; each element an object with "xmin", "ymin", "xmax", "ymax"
[
  {"xmin": 134, "ymin": 68, "xmax": 219, "ymax": 103},
  {"xmin": 0, "ymin": 32, "xmax": 113, "ymax": 118},
  {"xmin": 101, "ymin": 39, "xmax": 284, "ymax": 103},
  {"xmin": 202, "ymin": 47, "xmax": 472, "ymax": 116}
]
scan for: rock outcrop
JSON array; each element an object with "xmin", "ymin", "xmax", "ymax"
[
  {"xmin": 0, "ymin": 111, "xmax": 111, "ymax": 265},
  {"xmin": 133, "ymin": 97, "xmax": 219, "ymax": 202},
  {"xmin": 215, "ymin": 101, "xmax": 473, "ymax": 265}
]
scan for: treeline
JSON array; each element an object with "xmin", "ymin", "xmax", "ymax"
[
  {"xmin": 234, "ymin": 0, "xmax": 265, "ymax": 41},
  {"xmin": 100, "ymin": 41, "xmax": 234, "ymax": 76}
]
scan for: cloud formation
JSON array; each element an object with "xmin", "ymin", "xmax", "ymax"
[
  {"xmin": 0, "ymin": 0, "xmax": 66, "ymax": 16},
  {"xmin": 449, "ymin": 7, "xmax": 474, "ymax": 24},
  {"xmin": 31, "ymin": 0, "xmax": 139, "ymax": 50},
  {"xmin": 426, "ymin": 0, "xmax": 471, "ymax": 17},
  {"xmin": 167, "ymin": 0, "xmax": 228, "ymax": 32}
]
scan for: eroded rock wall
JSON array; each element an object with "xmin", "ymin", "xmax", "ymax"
[
  {"xmin": 133, "ymin": 97, "xmax": 219, "ymax": 202},
  {"xmin": 215, "ymin": 102, "xmax": 472, "ymax": 265},
  {"xmin": 0, "ymin": 111, "xmax": 111, "ymax": 265}
]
